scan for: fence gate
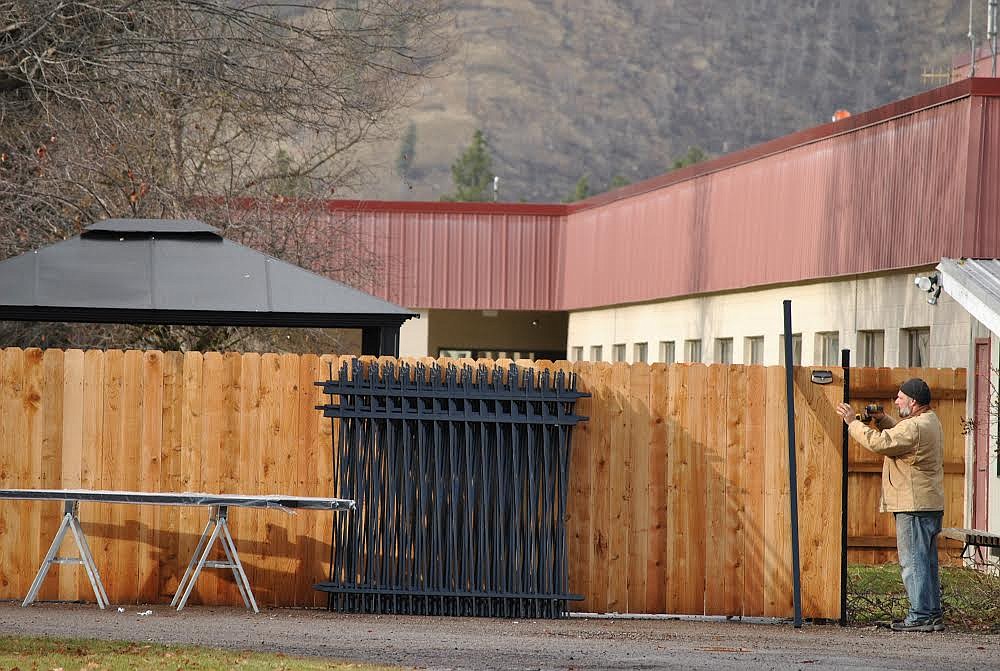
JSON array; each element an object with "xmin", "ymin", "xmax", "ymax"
[{"xmin": 314, "ymin": 359, "xmax": 588, "ymax": 618}]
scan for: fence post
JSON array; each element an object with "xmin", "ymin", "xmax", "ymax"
[
  {"xmin": 782, "ymin": 300, "xmax": 803, "ymax": 628},
  {"xmin": 840, "ymin": 348, "xmax": 850, "ymax": 626}
]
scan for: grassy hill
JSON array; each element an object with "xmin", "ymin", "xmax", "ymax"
[{"xmin": 353, "ymin": 0, "xmax": 972, "ymax": 203}]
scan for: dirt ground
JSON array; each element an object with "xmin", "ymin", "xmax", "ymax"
[{"xmin": 0, "ymin": 602, "xmax": 997, "ymax": 670}]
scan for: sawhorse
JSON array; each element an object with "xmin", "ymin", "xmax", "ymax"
[
  {"xmin": 23, "ymin": 500, "xmax": 109, "ymax": 608},
  {"xmin": 24, "ymin": 501, "xmax": 258, "ymax": 612},
  {"xmin": 4, "ymin": 488, "xmax": 353, "ymax": 611},
  {"xmin": 171, "ymin": 504, "xmax": 259, "ymax": 613}
]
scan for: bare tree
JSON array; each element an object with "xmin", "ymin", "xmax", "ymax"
[{"xmin": 0, "ymin": 0, "xmax": 450, "ymax": 351}]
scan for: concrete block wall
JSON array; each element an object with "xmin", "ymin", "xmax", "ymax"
[{"xmin": 566, "ymin": 270, "xmax": 971, "ymax": 369}]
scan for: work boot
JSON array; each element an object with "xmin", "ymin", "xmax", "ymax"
[{"xmin": 890, "ymin": 618, "xmax": 937, "ymax": 632}]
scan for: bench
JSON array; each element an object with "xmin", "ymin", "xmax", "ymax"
[{"xmin": 941, "ymin": 527, "xmax": 1000, "ymax": 567}]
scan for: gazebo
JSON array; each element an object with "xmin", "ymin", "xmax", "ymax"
[{"xmin": 0, "ymin": 219, "xmax": 414, "ymax": 355}]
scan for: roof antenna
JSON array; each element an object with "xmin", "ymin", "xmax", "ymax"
[
  {"xmin": 989, "ymin": 0, "xmax": 998, "ymax": 76},
  {"xmin": 970, "ymin": 0, "xmax": 977, "ymax": 77}
]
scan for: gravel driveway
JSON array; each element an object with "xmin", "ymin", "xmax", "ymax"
[{"xmin": 0, "ymin": 602, "xmax": 996, "ymax": 670}]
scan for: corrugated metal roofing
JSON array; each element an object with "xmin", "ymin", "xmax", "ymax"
[
  {"xmin": 0, "ymin": 219, "xmax": 414, "ymax": 328},
  {"xmin": 566, "ymin": 78, "xmax": 997, "ymax": 214},
  {"xmin": 315, "ymin": 78, "xmax": 1000, "ymax": 313},
  {"xmin": 969, "ymin": 97, "xmax": 1000, "ymax": 255},
  {"xmin": 323, "ymin": 207, "xmax": 566, "ymax": 311},
  {"xmin": 937, "ymin": 257, "xmax": 1000, "ymax": 335},
  {"xmin": 560, "ymin": 95, "xmax": 973, "ymax": 310}
]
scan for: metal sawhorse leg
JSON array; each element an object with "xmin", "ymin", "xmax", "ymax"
[
  {"xmin": 171, "ymin": 504, "xmax": 258, "ymax": 613},
  {"xmin": 23, "ymin": 499, "xmax": 110, "ymax": 608}
]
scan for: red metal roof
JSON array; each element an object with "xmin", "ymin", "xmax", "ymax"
[
  {"xmin": 565, "ymin": 78, "xmax": 999, "ymax": 214},
  {"xmin": 969, "ymin": 96, "xmax": 1000, "ymax": 254},
  {"xmin": 561, "ymin": 92, "xmax": 974, "ymax": 309},
  {"xmin": 320, "ymin": 78, "xmax": 1000, "ymax": 312},
  {"xmin": 322, "ymin": 207, "xmax": 566, "ymax": 311}
]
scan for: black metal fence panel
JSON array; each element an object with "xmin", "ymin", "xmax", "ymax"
[{"xmin": 313, "ymin": 359, "xmax": 589, "ymax": 618}]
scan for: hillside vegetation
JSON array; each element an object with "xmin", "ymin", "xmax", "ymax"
[{"xmin": 356, "ymin": 0, "xmax": 972, "ymax": 202}]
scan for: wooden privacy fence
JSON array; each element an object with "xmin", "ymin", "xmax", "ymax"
[
  {"xmin": 0, "ymin": 348, "xmax": 966, "ymax": 619},
  {"xmin": 561, "ymin": 362, "xmax": 966, "ymax": 620}
]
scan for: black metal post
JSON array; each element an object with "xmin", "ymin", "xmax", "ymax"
[
  {"xmin": 840, "ymin": 348, "xmax": 850, "ymax": 626},
  {"xmin": 782, "ymin": 300, "xmax": 803, "ymax": 628}
]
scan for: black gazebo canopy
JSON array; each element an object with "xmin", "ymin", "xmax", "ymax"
[{"xmin": 0, "ymin": 219, "xmax": 415, "ymax": 355}]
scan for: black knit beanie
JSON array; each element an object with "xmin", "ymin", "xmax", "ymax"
[{"xmin": 900, "ymin": 378, "xmax": 931, "ymax": 406}]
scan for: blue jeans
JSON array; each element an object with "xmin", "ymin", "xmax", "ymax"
[{"xmin": 895, "ymin": 511, "xmax": 943, "ymax": 624}]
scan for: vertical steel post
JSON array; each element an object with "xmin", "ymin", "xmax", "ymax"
[
  {"xmin": 840, "ymin": 348, "xmax": 851, "ymax": 626},
  {"xmin": 782, "ymin": 300, "xmax": 803, "ymax": 628}
]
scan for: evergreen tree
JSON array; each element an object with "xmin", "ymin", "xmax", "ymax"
[
  {"xmin": 396, "ymin": 122, "xmax": 417, "ymax": 178},
  {"xmin": 609, "ymin": 174, "xmax": 630, "ymax": 189},
  {"xmin": 565, "ymin": 175, "xmax": 590, "ymax": 202},
  {"xmin": 443, "ymin": 130, "xmax": 494, "ymax": 201},
  {"xmin": 272, "ymin": 149, "xmax": 307, "ymax": 197},
  {"xmin": 670, "ymin": 146, "xmax": 709, "ymax": 171}
]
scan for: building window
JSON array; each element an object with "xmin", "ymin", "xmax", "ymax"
[
  {"xmin": 778, "ymin": 333, "xmax": 802, "ymax": 366},
  {"xmin": 571, "ymin": 346, "xmax": 584, "ymax": 362},
  {"xmin": 471, "ymin": 349, "xmax": 564, "ymax": 361},
  {"xmin": 815, "ymin": 331, "xmax": 840, "ymax": 366},
  {"xmin": 858, "ymin": 330, "xmax": 884, "ymax": 367},
  {"xmin": 633, "ymin": 342, "xmax": 648, "ymax": 363},
  {"xmin": 590, "ymin": 345, "xmax": 603, "ymax": 362},
  {"xmin": 612, "ymin": 343, "xmax": 626, "ymax": 362},
  {"xmin": 902, "ymin": 327, "xmax": 930, "ymax": 367},
  {"xmin": 659, "ymin": 341, "xmax": 676, "ymax": 364},
  {"xmin": 439, "ymin": 349, "xmax": 472, "ymax": 358},
  {"xmin": 715, "ymin": 338, "xmax": 733, "ymax": 364},
  {"xmin": 745, "ymin": 336, "xmax": 764, "ymax": 365},
  {"xmin": 684, "ymin": 339, "xmax": 702, "ymax": 363}
]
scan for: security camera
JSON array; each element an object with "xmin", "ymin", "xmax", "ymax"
[{"xmin": 914, "ymin": 274, "xmax": 941, "ymax": 305}]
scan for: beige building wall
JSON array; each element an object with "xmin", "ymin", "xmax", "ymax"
[
  {"xmin": 399, "ymin": 310, "xmax": 431, "ymax": 358},
  {"xmin": 567, "ymin": 271, "xmax": 970, "ymax": 369}
]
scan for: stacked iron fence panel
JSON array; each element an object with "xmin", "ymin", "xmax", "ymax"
[{"xmin": 313, "ymin": 359, "xmax": 588, "ymax": 618}]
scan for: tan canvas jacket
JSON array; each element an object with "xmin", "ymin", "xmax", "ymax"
[{"xmin": 847, "ymin": 410, "xmax": 945, "ymax": 512}]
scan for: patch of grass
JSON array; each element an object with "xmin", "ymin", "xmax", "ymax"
[
  {"xmin": 848, "ymin": 563, "xmax": 1000, "ymax": 631},
  {"xmin": 0, "ymin": 636, "xmax": 396, "ymax": 671}
]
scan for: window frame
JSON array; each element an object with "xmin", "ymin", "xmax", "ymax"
[
  {"xmin": 744, "ymin": 336, "xmax": 764, "ymax": 365},
  {"xmin": 715, "ymin": 337, "xmax": 734, "ymax": 364}
]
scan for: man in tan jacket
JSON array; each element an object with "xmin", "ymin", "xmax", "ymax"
[{"xmin": 836, "ymin": 377, "xmax": 945, "ymax": 632}]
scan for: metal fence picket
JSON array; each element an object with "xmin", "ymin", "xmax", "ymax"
[{"xmin": 313, "ymin": 359, "xmax": 588, "ymax": 618}]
